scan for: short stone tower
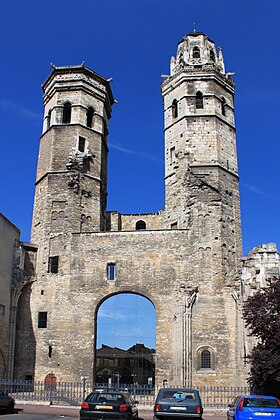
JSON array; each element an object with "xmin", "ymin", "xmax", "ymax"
[{"xmin": 32, "ymin": 64, "xmax": 114, "ymax": 246}]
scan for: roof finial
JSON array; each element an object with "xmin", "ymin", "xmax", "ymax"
[{"xmin": 193, "ymin": 22, "xmax": 196, "ymax": 33}]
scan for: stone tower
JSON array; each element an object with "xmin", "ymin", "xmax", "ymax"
[
  {"xmin": 32, "ymin": 64, "xmax": 114, "ymax": 247},
  {"xmin": 162, "ymin": 32, "xmax": 242, "ymax": 278},
  {"xmin": 19, "ymin": 32, "xmax": 251, "ymax": 387}
]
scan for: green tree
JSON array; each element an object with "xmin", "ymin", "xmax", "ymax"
[{"xmin": 243, "ymin": 277, "xmax": 280, "ymax": 397}]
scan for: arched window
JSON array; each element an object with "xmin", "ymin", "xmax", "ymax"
[
  {"xmin": 193, "ymin": 46, "xmax": 200, "ymax": 59},
  {"xmin": 46, "ymin": 109, "xmax": 51, "ymax": 130},
  {"xmin": 210, "ymin": 49, "xmax": 215, "ymax": 62},
  {"xmin": 136, "ymin": 220, "xmax": 146, "ymax": 230},
  {"xmin": 197, "ymin": 346, "xmax": 215, "ymax": 371},
  {"xmin": 196, "ymin": 92, "xmax": 203, "ymax": 109},
  {"xmin": 86, "ymin": 107, "xmax": 94, "ymax": 128},
  {"xmin": 62, "ymin": 102, "xmax": 71, "ymax": 124},
  {"xmin": 201, "ymin": 350, "xmax": 211, "ymax": 368},
  {"xmin": 172, "ymin": 99, "xmax": 178, "ymax": 118},
  {"xmin": 221, "ymin": 97, "xmax": 226, "ymax": 116}
]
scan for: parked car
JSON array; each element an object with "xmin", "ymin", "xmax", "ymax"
[
  {"xmin": 80, "ymin": 390, "xmax": 138, "ymax": 419},
  {"xmin": 0, "ymin": 390, "xmax": 15, "ymax": 412},
  {"xmin": 154, "ymin": 387, "xmax": 203, "ymax": 419},
  {"xmin": 227, "ymin": 395, "xmax": 280, "ymax": 420}
]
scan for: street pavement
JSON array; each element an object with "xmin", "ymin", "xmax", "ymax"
[{"xmin": 0, "ymin": 404, "xmax": 226, "ymax": 420}]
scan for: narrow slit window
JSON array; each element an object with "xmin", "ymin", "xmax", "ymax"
[
  {"xmin": 107, "ymin": 263, "xmax": 116, "ymax": 281},
  {"xmin": 48, "ymin": 256, "xmax": 59, "ymax": 274},
  {"xmin": 48, "ymin": 346, "xmax": 53, "ymax": 358},
  {"xmin": 38, "ymin": 312, "xmax": 47, "ymax": 328},
  {"xmin": 62, "ymin": 102, "xmax": 71, "ymax": 124},
  {"xmin": 196, "ymin": 92, "xmax": 203, "ymax": 109},
  {"xmin": 221, "ymin": 97, "xmax": 226, "ymax": 116},
  {"xmin": 86, "ymin": 107, "xmax": 94, "ymax": 128},
  {"xmin": 78, "ymin": 136, "xmax": 86, "ymax": 153},
  {"xmin": 0, "ymin": 304, "xmax": 5, "ymax": 316}
]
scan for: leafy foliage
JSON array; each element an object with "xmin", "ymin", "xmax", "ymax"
[{"xmin": 243, "ymin": 277, "xmax": 280, "ymax": 397}]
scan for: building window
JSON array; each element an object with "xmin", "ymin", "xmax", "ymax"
[
  {"xmin": 201, "ymin": 350, "xmax": 211, "ymax": 368},
  {"xmin": 172, "ymin": 99, "xmax": 178, "ymax": 118},
  {"xmin": 48, "ymin": 256, "xmax": 59, "ymax": 274},
  {"xmin": 210, "ymin": 49, "xmax": 215, "ymax": 62},
  {"xmin": 196, "ymin": 91, "xmax": 203, "ymax": 109},
  {"xmin": 107, "ymin": 263, "xmax": 116, "ymax": 281},
  {"xmin": 193, "ymin": 46, "xmax": 200, "ymax": 58},
  {"xmin": 136, "ymin": 220, "xmax": 146, "ymax": 230},
  {"xmin": 170, "ymin": 146, "xmax": 176, "ymax": 163},
  {"xmin": 38, "ymin": 312, "xmax": 47, "ymax": 328},
  {"xmin": 46, "ymin": 109, "xmax": 51, "ymax": 130},
  {"xmin": 62, "ymin": 102, "xmax": 71, "ymax": 124},
  {"xmin": 197, "ymin": 346, "xmax": 215, "ymax": 371},
  {"xmin": 0, "ymin": 304, "xmax": 5, "ymax": 316},
  {"xmin": 48, "ymin": 346, "xmax": 53, "ymax": 358},
  {"xmin": 86, "ymin": 107, "xmax": 94, "ymax": 128},
  {"xmin": 221, "ymin": 97, "xmax": 226, "ymax": 116},
  {"xmin": 78, "ymin": 136, "xmax": 86, "ymax": 153},
  {"xmin": 171, "ymin": 222, "xmax": 178, "ymax": 229}
]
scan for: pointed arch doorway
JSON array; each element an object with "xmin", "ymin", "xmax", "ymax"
[{"xmin": 95, "ymin": 293, "xmax": 156, "ymax": 387}]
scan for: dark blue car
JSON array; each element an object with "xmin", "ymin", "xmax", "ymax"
[
  {"xmin": 227, "ymin": 395, "xmax": 280, "ymax": 420},
  {"xmin": 154, "ymin": 388, "xmax": 203, "ymax": 419}
]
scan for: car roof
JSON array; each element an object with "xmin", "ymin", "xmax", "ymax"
[
  {"xmin": 159, "ymin": 388, "xmax": 198, "ymax": 392},
  {"xmin": 241, "ymin": 395, "xmax": 278, "ymax": 399}
]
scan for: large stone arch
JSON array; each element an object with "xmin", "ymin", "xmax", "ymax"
[{"xmin": 93, "ymin": 291, "xmax": 156, "ymax": 386}]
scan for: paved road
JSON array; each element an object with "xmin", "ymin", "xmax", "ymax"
[
  {"xmin": 0, "ymin": 414, "xmax": 78, "ymax": 419},
  {"xmin": 0, "ymin": 406, "xmax": 226, "ymax": 420}
]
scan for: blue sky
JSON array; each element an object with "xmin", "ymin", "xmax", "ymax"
[
  {"xmin": 97, "ymin": 294, "xmax": 156, "ymax": 349},
  {"xmin": 0, "ymin": 0, "xmax": 279, "ymax": 258}
]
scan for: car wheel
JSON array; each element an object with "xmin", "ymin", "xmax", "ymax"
[{"xmin": 6, "ymin": 401, "xmax": 15, "ymax": 413}]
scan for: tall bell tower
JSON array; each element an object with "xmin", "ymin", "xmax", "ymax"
[
  {"xmin": 161, "ymin": 32, "xmax": 242, "ymax": 281},
  {"xmin": 31, "ymin": 64, "xmax": 114, "ymax": 245}
]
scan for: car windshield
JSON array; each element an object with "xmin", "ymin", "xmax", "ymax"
[
  {"xmin": 243, "ymin": 398, "xmax": 279, "ymax": 408},
  {"xmin": 87, "ymin": 393, "xmax": 125, "ymax": 403},
  {"xmin": 161, "ymin": 390, "xmax": 195, "ymax": 400}
]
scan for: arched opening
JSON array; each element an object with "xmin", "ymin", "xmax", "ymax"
[
  {"xmin": 46, "ymin": 109, "xmax": 51, "ymax": 130},
  {"xmin": 136, "ymin": 220, "xmax": 146, "ymax": 230},
  {"xmin": 86, "ymin": 107, "xmax": 94, "ymax": 128},
  {"xmin": 201, "ymin": 349, "xmax": 211, "ymax": 368},
  {"xmin": 210, "ymin": 49, "xmax": 215, "ymax": 62},
  {"xmin": 95, "ymin": 293, "xmax": 156, "ymax": 389},
  {"xmin": 195, "ymin": 91, "xmax": 203, "ymax": 109},
  {"xmin": 62, "ymin": 102, "xmax": 71, "ymax": 124},
  {"xmin": 172, "ymin": 99, "xmax": 178, "ymax": 118},
  {"xmin": 193, "ymin": 46, "xmax": 200, "ymax": 58}
]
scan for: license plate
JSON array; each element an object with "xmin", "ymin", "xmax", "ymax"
[
  {"xmin": 170, "ymin": 406, "xmax": 187, "ymax": 410},
  {"xmin": 254, "ymin": 413, "xmax": 273, "ymax": 416},
  {"xmin": 95, "ymin": 405, "xmax": 113, "ymax": 410}
]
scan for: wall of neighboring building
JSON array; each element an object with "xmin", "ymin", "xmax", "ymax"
[{"xmin": 0, "ymin": 213, "xmax": 20, "ymax": 377}]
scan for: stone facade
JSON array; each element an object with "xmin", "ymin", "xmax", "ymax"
[
  {"xmin": 0, "ymin": 213, "xmax": 37, "ymax": 378},
  {"xmin": 13, "ymin": 31, "xmax": 280, "ymax": 387}
]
